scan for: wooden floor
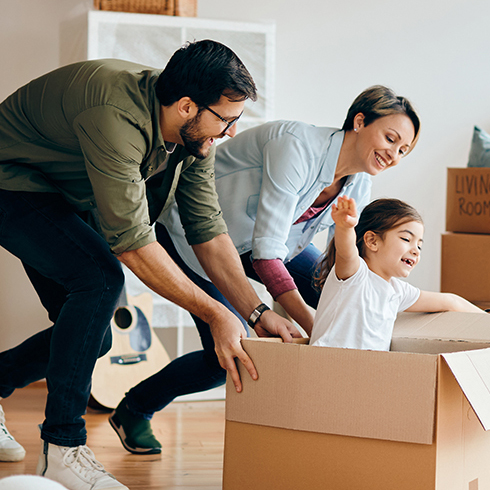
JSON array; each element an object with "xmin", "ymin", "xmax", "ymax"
[{"xmin": 0, "ymin": 383, "xmax": 226, "ymax": 489}]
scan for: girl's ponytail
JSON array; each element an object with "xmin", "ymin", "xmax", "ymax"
[{"xmin": 314, "ymin": 238, "xmax": 336, "ymax": 290}]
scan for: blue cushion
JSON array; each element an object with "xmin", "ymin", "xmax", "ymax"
[{"xmin": 468, "ymin": 125, "xmax": 490, "ymax": 167}]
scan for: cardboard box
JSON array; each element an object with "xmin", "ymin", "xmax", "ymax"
[
  {"xmin": 441, "ymin": 232, "xmax": 490, "ymax": 302},
  {"xmin": 446, "ymin": 167, "xmax": 490, "ymax": 234},
  {"xmin": 223, "ymin": 312, "xmax": 490, "ymax": 490},
  {"xmin": 474, "ymin": 301, "xmax": 490, "ymax": 311}
]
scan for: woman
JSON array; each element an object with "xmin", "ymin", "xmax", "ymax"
[{"xmin": 109, "ymin": 85, "xmax": 420, "ymax": 454}]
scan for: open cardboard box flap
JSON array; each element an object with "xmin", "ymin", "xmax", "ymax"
[
  {"xmin": 393, "ymin": 311, "xmax": 490, "ymax": 348},
  {"xmin": 442, "ymin": 348, "xmax": 490, "ymax": 430},
  {"xmin": 227, "ymin": 312, "xmax": 490, "ymax": 445},
  {"xmin": 393, "ymin": 312, "xmax": 490, "ymax": 430}
]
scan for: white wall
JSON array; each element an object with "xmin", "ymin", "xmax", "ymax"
[
  {"xmin": 198, "ymin": 0, "xmax": 490, "ymax": 292},
  {"xmin": 1, "ymin": 0, "xmax": 489, "ymax": 347},
  {"xmin": 0, "ymin": 0, "xmax": 93, "ymax": 350}
]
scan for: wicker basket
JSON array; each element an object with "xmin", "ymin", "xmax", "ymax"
[{"xmin": 94, "ymin": 0, "xmax": 197, "ymax": 16}]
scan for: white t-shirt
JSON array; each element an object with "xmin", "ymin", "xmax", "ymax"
[{"xmin": 310, "ymin": 258, "xmax": 420, "ymax": 351}]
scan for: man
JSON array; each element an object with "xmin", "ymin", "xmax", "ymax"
[{"xmin": 0, "ymin": 40, "xmax": 299, "ymax": 490}]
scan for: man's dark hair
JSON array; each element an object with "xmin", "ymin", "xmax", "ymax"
[{"xmin": 156, "ymin": 39, "xmax": 257, "ymax": 107}]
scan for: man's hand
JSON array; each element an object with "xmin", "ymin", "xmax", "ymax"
[
  {"xmin": 119, "ymin": 241, "xmax": 262, "ymax": 393},
  {"xmin": 212, "ymin": 307, "xmax": 302, "ymax": 393},
  {"xmin": 252, "ymin": 309, "xmax": 302, "ymax": 341},
  {"xmin": 208, "ymin": 308, "xmax": 258, "ymax": 393},
  {"xmin": 193, "ymin": 233, "xmax": 303, "ymax": 388}
]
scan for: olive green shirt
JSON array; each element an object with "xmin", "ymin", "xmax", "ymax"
[{"xmin": 0, "ymin": 59, "xmax": 227, "ymax": 254}]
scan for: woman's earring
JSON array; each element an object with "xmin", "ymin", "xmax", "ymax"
[{"xmin": 354, "ymin": 128, "xmax": 358, "ymax": 132}]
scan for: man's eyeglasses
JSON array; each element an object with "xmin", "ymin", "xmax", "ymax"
[{"xmin": 202, "ymin": 105, "xmax": 243, "ymax": 133}]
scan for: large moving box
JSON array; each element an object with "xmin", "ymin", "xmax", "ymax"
[
  {"xmin": 224, "ymin": 312, "xmax": 490, "ymax": 490},
  {"xmin": 441, "ymin": 232, "xmax": 490, "ymax": 302},
  {"xmin": 446, "ymin": 167, "xmax": 490, "ymax": 234}
]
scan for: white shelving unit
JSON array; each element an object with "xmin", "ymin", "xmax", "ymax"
[{"xmin": 87, "ymin": 10, "xmax": 275, "ymax": 132}]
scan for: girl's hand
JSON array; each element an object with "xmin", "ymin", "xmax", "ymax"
[
  {"xmin": 331, "ymin": 196, "xmax": 360, "ymax": 281},
  {"xmin": 332, "ymin": 196, "xmax": 358, "ymax": 229}
]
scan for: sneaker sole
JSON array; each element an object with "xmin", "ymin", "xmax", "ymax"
[
  {"xmin": 109, "ymin": 413, "xmax": 161, "ymax": 455},
  {"xmin": 0, "ymin": 447, "xmax": 26, "ymax": 462}
]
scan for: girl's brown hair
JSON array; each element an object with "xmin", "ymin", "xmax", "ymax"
[{"xmin": 314, "ymin": 198, "xmax": 423, "ymax": 289}]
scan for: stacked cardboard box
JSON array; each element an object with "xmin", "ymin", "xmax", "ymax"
[
  {"xmin": 223, "ymin": 312, "xmax": 490, "ymax": 490},
  {"xmin": 442, "ymin": 167, "xmax": 490, "ymax": 307}
]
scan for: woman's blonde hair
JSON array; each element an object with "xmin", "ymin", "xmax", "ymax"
[{"xmin": 314, "ymin": 198, "xmax": 423, "ymax": 289}]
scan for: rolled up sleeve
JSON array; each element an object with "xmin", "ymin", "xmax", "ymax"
[
  {"xmin": 175, "ymin": 145, "xmax": 228, "ymax": 246},
  {"xmin": 251, "ymin": 134, "xmax": 307, "ymax": 260},
  {"xmin": 73, "ymin": 106, "xmax": 156, "ymax": 254}
]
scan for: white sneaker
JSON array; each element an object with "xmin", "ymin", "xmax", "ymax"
[
  {"xmin": 36, "ymin": 441, "xmax": 129, "ymax": 490},
  {"xmin": 0, "ymin": 404, "xmax": 26, "ymax": 462}
]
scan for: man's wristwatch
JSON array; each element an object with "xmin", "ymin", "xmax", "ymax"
[{"xmin": 247, "ymin": 303, "xmax": 271, "ymax": 329}]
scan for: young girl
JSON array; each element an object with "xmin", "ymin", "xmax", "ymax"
[{"xmin": 309, "ymin": 196, "xmax": 485, "ymax": 350}]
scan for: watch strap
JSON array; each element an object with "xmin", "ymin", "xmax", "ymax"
[{"xmin": 247, "ymin": 303, "xmax": 271, "ymax": 329}]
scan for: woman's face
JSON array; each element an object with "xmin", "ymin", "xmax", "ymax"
[{"xmin": 354, "ymin": 113, "xmax": 415, "ymax": 176}]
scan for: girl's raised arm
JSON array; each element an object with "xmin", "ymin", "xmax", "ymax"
[{"xmin": 332, "ymin": 196, "xmax": 360, "ymax": 280}]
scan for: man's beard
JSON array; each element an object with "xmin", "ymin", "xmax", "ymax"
[{"xmin": 180, "ymin": 112, "xmax": 217, "ymax": 159}]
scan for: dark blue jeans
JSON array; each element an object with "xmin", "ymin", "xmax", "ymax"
[
  {"xmin": 125, "ymin": 222, "xmax": 321, "ymax": 419},
  {"xmin": 0, "ymin": 190, "xmax": 124, "ymax": 446}
]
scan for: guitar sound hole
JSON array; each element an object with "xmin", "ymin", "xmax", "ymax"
[{"xmin": 114, "ymin": 307, "xmax": 133, "ymax": 330}]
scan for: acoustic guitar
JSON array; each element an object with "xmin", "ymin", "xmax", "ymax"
[{"xmin": 91, "ymin": 289, "xmax": 171, "ymax": 410}]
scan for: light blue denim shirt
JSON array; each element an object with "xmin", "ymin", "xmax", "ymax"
[{"xmin": 159, "ymin": 120, "xmax": 372, "ymax": 279}]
